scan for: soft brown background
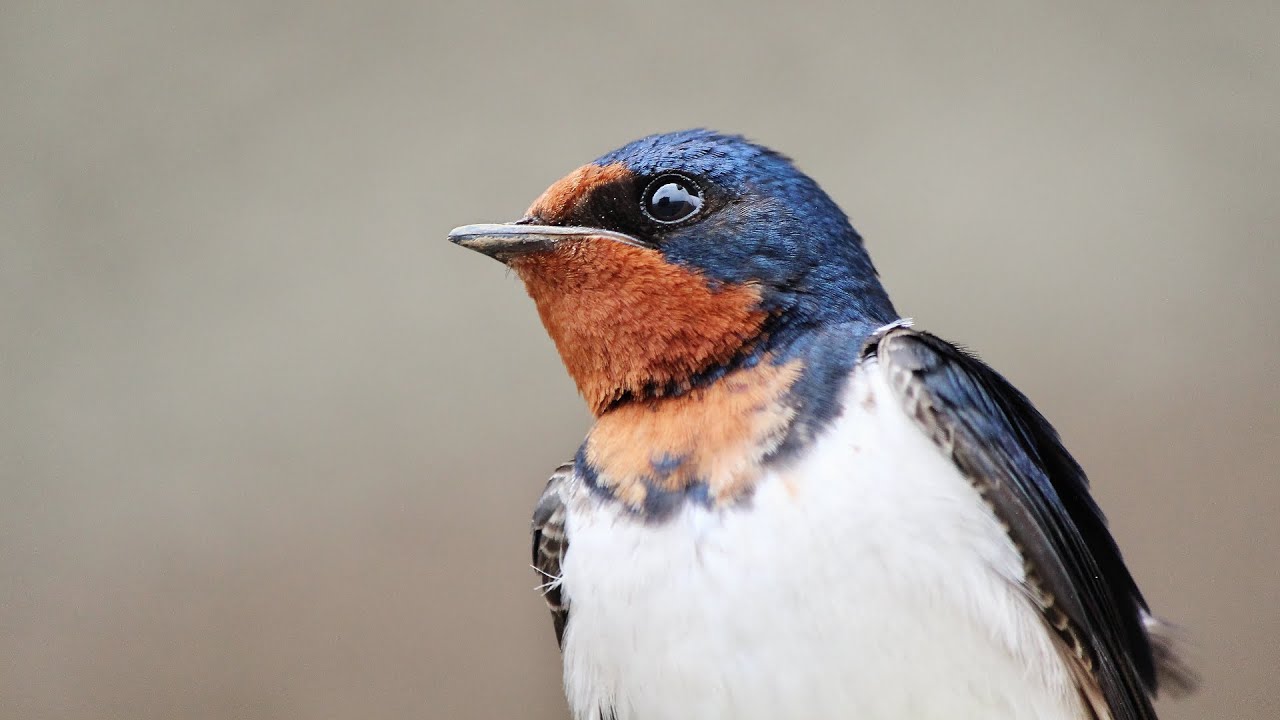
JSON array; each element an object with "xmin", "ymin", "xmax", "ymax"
[{"xmin": 3, "ymin": 2, "xmax": 1277, "ymax": 719}]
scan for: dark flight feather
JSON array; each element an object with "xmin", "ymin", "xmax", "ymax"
[
  {"xmin": 867, "ymin": 326, "xmax": 1182, "ymax": 720},
  {"xmin": 532, "ymin": 462, "xmax": 574, "ymax": 647}
]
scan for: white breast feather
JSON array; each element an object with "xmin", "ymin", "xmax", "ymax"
[{"xmin": 558, "ymin": 362, "xmax": 1086, "ymax": 720}]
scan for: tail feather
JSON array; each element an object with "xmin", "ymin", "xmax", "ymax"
[{"xmin": 1143, "ymin": 613, "xmax": 1200, "ymax": 699}]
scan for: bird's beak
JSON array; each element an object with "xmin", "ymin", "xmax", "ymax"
[{"xmin": 448, "ymin": 223, "xmax": 648, "ymax": 263}]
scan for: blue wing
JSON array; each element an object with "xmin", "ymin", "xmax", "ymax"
[{"xmin": 868, "ymin": 326, "xmax": 1171, "ymax": 720}]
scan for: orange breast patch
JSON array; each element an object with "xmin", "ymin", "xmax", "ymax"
[{"xmin": 584, "ymin": 359, "xmax": 802, "ymax": 509}]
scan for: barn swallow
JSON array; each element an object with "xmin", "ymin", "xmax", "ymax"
[{"xmin": 448, "ymin": 130, "xmax": 1194, "ymax": 720}]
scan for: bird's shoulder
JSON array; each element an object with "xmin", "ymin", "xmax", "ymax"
[{"xmin": 860, "ymin": 322, "xmax": 1184, "ymax": 720}]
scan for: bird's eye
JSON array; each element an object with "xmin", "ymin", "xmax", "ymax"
[{"xmin": 642, "ymin": 174, "xmax": 703, "ymax": 224}]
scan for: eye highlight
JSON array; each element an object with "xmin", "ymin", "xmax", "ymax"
[{"xmin": 642, "ymin": 174, "xmax": 704, "ymax": 224}]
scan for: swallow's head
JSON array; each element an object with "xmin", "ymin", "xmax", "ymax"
[{"xmin": 450, "ymin": 129, "xmax": 895, "ymax": 415}]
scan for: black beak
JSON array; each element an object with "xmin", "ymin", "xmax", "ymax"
[{"xmin": 448, "ymin": 223, "xmax": 648, "ymax": 263}]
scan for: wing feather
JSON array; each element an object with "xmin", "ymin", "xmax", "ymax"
[
  {"xmin": 868, "ymin": 326, "xmax": 1186, "ymax": 720},
  {"xmin": 532, "ymin": 462, "xmax": 574, "ymax": 647}
]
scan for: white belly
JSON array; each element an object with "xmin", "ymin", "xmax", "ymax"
[{"xmin": 558, "ymin": 365, "xmax": 1086, "ymax": 720}]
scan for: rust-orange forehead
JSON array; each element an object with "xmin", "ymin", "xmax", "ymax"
[{"xmin": 527, "ymin": 162, "xmax": 631, "ymax": 223}]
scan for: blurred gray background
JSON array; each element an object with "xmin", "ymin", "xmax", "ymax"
[{"xmin": 3, "ymin": 2, "xmax": 1277, "ymax": 719}]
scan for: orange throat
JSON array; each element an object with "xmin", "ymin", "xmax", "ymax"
[{"xmin": 509, "ymin": 240, "xmax": 769, "ymax": 416}]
